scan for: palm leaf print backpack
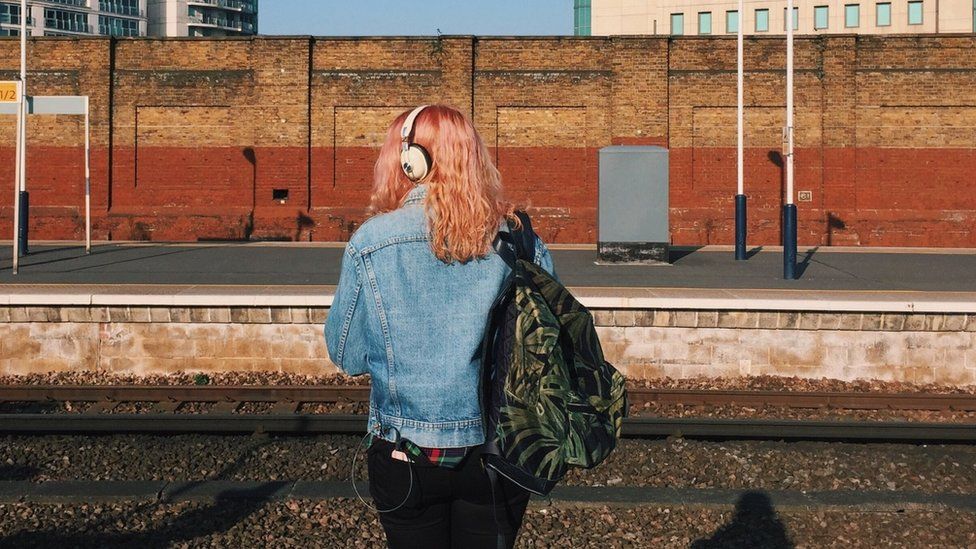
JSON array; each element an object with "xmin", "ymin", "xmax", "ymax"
[{"xmin": 479, "ymin": 212, "xmax": 628, "ymax": 496}]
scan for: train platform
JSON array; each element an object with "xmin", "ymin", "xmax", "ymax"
[{"xmin": 1, "ymin": 241, "xmax": 975, "ymax": 313}]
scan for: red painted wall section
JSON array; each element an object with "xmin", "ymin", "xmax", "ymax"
[{"xmin": 3, "ymin": 143, "xmax": 975, "ymax": 246}]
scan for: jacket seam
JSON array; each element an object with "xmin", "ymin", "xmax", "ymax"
[
  {"xmin": 333, "ymin": 244, "xmax": 363, "ymax": 367},
  {"xmin": 359, "ymin": 234, "xmax": 430, "ymax": 255},
  {"xmin": 376, "ymin": 412, "xmax": 483, "ymax": 430},
  {"xmin": 362, "ymin": 253, "xmax": 400, "ymax": 416}
]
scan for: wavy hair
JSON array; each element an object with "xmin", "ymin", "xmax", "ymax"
[{"xmin": 369, "ymin": 105, "xmax": 517, "ymax": 263}]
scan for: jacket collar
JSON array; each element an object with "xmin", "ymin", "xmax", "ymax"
[{"xmin": 402, "ymin": 184, "xmax": 428, "ymax": 207}]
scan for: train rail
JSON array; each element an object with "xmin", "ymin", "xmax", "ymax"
[
  {"xmin": 2, "ymin": 384, "xmax": 976, "ymax": 411},
  {"xmin": 0, "ymin": 385, "xmax": 974, "ymax": 442}
]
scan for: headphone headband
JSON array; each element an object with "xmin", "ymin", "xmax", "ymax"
[{"xmin": 401, "ymin": 105, "xmax": 429, "ymax": 151}]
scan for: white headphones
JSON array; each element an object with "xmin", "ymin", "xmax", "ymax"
[{"xmin": 400, "ymin": 105, "xmax": 431, "ymax": 182}]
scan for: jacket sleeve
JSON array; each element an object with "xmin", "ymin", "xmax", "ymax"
[
  {"xmin": 533, "ymin": 236, "xmax": 559, "ymax": 281},
  {"xmin": 324, "ymin": 243, "xmax": 370, "ymax": 376}
]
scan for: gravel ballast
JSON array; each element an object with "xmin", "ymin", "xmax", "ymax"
[
  {"xmin": 0, "ymin": 499, "xmax": 974, "ymax": 548},
  {"xmin": 3, "ymin": 434, "xmax": 975, "ymax": 495},
  {"xmin": 2, "ymin": 372, "xmax": 974, "ymax": 394}
]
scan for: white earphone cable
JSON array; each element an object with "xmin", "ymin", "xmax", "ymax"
[{"xmin": 350, "ymin": 430, "xmax": 415, "ymax": 514}]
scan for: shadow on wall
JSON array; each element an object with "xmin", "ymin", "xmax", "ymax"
[
  {"xmin": 827, "ymin": 212, "xmax": 847, "ymax": 246},
  {"xmin": 691, "ymin": 491, "xmax": 795, "ymax": 549},
  {"xmin": 767, "ymin": 150, "xmax": 786, "ymax": 247},
  {"xmin": 243, "ymin": 147, "xmax": 257, "ymax": 241}
]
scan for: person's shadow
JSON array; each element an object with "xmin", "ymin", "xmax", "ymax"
[{"xmin": 691, "ymin": 491, "xmax": 795, "ymax": 549}]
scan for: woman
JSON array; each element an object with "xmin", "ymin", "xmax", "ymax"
[{"xmin": 324, "ymin": 104, "xmax": 555, "ymax": 548}]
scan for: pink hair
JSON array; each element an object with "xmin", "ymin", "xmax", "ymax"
[{"xmin": 369, "ymin": 105, "xmax": 517, "ymax": 263}]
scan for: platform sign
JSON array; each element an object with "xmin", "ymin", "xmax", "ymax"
[{"xmin": 0, "ymin": 81, "xmax": 19, "ymax": 103}]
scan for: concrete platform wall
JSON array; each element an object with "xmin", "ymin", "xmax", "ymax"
[
  {"xmin": 1, "ymin": 36, "xmax": 975, "ymax": 246},
  {"xmin": 2, "ymin": 306, "xmax": 974, "ymax": 385}
]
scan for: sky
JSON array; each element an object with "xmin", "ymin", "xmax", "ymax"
[{"xmin": 259, "ymin": 0, "xmax": 573, "ymax": 36}]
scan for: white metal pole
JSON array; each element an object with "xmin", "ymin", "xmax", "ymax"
[
  {"xmin": 19, "ymin": 0, "xmax": 26, "ymax": 194},
  {"xmin": 783, "ymin": 0, "xmax": 798, "ymax": 279},
  {"xmin": 733, "ymin": 0, "xmax": 747, "ymax": 260},
  {"xmin": 85, "ymin": 96, "xmax": 91, "ymax": 254},
  {"xmin": 737, "ymin": 0, "xmax": 744, "ymax": 197},
  {"xmin": 12, "ymin": 81, "xmax": 22, "ymax": 275},
  {"xmin": 785, "ymin": 0, "xmax": 795, "ymax": 205}
]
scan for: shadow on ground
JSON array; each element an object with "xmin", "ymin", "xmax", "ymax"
[
  {"xmin": 0, "ymin": 436, "xmax": 281, "ymax": 548},
  {"xmin": 691, "ymin": 491, "xmax": 794, "ymax": 549},
  {"xmin": 0, "ymin": 464, "xmax": 38, "ymax": 481}
]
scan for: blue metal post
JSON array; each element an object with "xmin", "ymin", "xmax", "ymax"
[
  {"xmin": 734, "ymin": 194, "xmax": 747, "ymax": 260},
  {"xmin": 783, "ymin": 203, "xmax": 797, "ymax": 279},
  {"xmin": 17, "ymin": 190, "xmax": 28, "ymax": 256}
]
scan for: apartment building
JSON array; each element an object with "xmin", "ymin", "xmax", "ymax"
[
  {"xmin": 148, "ymin": 0, "xmax": 256, "ymax": 37},
  {"xmin": 0, "ymin": 0, "xmax": 148, "ymax": 37},
  {"xmin": 0, "ymin": 0, "xmax": 257, "ymax": 37},
  {"xmin": 575, "ymin": 0, "xmax": 976, "ymax": 35}
]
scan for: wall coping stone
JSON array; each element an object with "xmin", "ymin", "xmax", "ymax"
[{"xmin": 3, "ymin": 285, "xmax": 976, "ymax": 314}]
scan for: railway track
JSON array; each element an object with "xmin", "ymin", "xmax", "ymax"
[{"xmin": 0, "ymin": 385, "xmax": 974, "ymax": 442}]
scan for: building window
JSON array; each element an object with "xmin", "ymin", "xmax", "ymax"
[
  {"xmin": 755, "ymin": 8, "xmax": 769, "ymax": 31},
  {"xmin": 0, "ymin": 3, "xmax": 21, "ymax": 25},
  {"xmin": 845, "ymin": 4, "xmax": 860, "ymax": 26},
  {"xmin": 783, "ymin": 7, "xmax": 799, "ymax": 30},
  {"xmin": 726, "ymin": 10, "xmax": 739, "ymax": 33},
  {"xmin": 671, "ymin": 13, "xmax": 684, "ymax": 35},
  {"xmin": 814, "ymin": 6, "xmax": 829, "ymax": 29},
  {"xmin": 99, "ymin": 0, "xmax": 140, "ymax": 17},
  {"xmin": 0, "ymin": 27, "xmax": 18, "ymax": 36},
  {"xmin": 908, "ymin": 0, "xmax": 923, "ymax": 24},
  {"xmin": 876, "ymin": 2, "xmax": 891, "ymax": 25},
  {"xmin": 44, "ymin": 8, "xmax": 89, "ymax": 33},
  {"xmin": 573, "ymin": 0, "xmax": 591, "ymax": 36},
  {"xmin": 698, "ymin": 12, "xmax": 712, "ymax": 34},
  {"xmin": 99, "ymin": 14, "xmax": 139, "ymax": 36}
]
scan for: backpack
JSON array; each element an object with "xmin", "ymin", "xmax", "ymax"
[{"xmin": 479, "ymin": 211, "xmax": 628, "ymax": 496}]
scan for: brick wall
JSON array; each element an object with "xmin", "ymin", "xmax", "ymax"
[{"xmin": 1, "ymin": 35, "xmax": 975, "ymax": 245}]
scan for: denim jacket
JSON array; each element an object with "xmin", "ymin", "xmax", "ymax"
[{"xmin": 324, "ymin": 184, "xmax": 555, "ymax": 448}]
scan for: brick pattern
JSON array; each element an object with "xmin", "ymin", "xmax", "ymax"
[
  {"xmin": 0, "ymin": 307, "xmax": 327, "ymax": 325},
  {"xmin": 590, "ymin": 309, "xmax": 976, "ymax": 332},
  {"xmin": 1, "ymin": 36, "xmax": 976, "ymax": 245}
]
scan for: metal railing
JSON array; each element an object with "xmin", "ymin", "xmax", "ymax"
[
  {"xmin": 98, "ymin": 23, "xmax": 138, "ymax": 36},
  {"xmin": 188, "ymin": 0, "xmax": 256, "ymax": 13},
  {"xmin": 100, "ymin": 7, "xmax": 145, "ymax": 17},
  {"xmin": 43, "ymin": 0, "xmax": 88, "ymax": 8},
  {"xmin": 188, "ymin": 13, "xmax": 253, "ymax": 32},
  {"xmin": 0, "ymin": 15, "xmax": 35, "ymax": 25},
  {"xmin": 44, "ymin": 18, "xmax": 93, "ymax": 33}
]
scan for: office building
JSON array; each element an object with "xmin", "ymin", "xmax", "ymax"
[
  {"xmin": 0, "ymin": 0, "xmax": 257, "ymax": 37},
  {"xmin": 0, "ymin": 0, "xmax": 148, "ymax": 37},
  {"xmin": 576, "ymin": 0, "xmax": 975, "ymax": 35},
  {"xmin": 148, "ymin": 0, "xmax": 257, "ymax": 37}
]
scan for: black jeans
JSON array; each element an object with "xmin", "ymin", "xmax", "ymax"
[{"xmin": 367, "ymin": 439, "xmax": 531, "ymax": 549}]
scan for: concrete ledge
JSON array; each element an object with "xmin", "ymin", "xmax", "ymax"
[{"xmin": 5, "ymin": 284, "xmax": 976, "ymax": 314}]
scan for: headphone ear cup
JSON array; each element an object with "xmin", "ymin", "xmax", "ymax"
[{"xmin": 400, "ymin": 144, "xmax": 431, "ymax": 181}]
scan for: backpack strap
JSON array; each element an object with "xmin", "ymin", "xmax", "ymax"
[
  {"xmin": 493, "ymin": 211, "xmax": 537, "ymax": 268},
  {"xmin": 493, "ymin": 231, "xmax": 517, "ymax": 269},
  {"xmin": 512, "ymin": 211, "xmax": 537, "ymax": 262}
]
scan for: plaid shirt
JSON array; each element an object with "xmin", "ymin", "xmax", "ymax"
[{"xmin": 367, "ymin": 434, "xmax": 473, "ymax": 468}]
